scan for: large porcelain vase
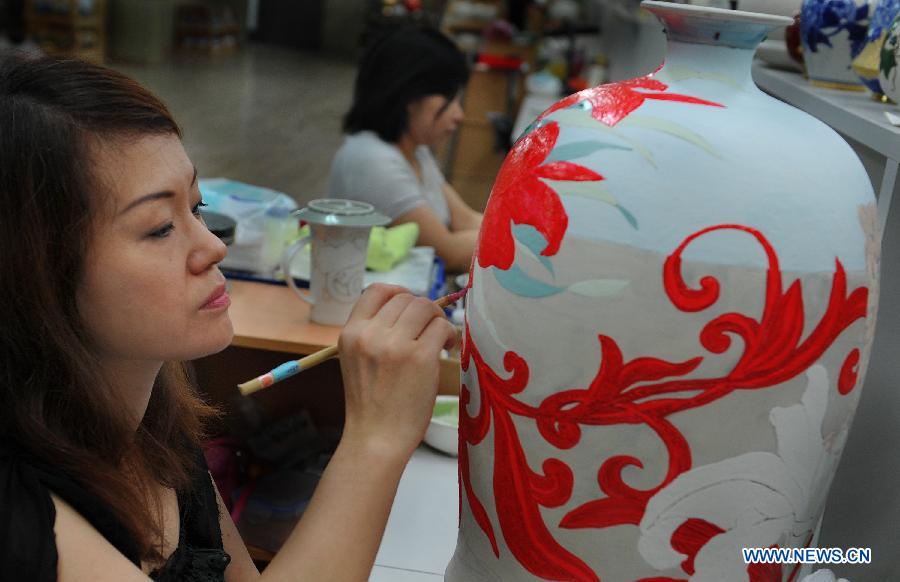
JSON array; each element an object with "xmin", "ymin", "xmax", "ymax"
[{"xmin": 447, "ymin": 2, "xmax": 880, "ymax": 581}]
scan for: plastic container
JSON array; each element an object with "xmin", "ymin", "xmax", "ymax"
[{"xmin": 260, "ymin": 205, "xmax": 296, "ymax": 273}]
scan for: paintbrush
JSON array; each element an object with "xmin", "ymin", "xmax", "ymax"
[{"xmin": 237, "ymin": 288, "xmax": 467, "ymax": 396}]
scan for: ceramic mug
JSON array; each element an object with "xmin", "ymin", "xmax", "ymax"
[{"xmin": 281, "ymin": 199, "xmax": 389, "ymax": 326}]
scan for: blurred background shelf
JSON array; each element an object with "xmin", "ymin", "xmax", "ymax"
[
  {"xmin": 25, "ymin": 0, "xmax": 107, "ymax": 62},
  {"xmin": 174, "ymin": 3, "xmax": 240, "ymax": 57}
]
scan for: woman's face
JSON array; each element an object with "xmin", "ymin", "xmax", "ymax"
[
  {"xmin": 77, "ymin": 133, "xmax": 233, "ymax": 367},
  {"xmin": 406, "ymin": 94, "xmax": 464, "ymax": 147}
]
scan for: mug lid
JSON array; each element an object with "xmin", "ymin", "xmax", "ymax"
[{"xmin": 295, "ymin": 199, "xmax": 391, "ymax": 227}]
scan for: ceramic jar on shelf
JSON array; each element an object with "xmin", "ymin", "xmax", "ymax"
[
  {"xmin": 800, "ymin": 0, "xmax": 871, "ymax": 89},
  {"xmin": 853, "ymin": 0, "xmax": 900, "ymax": 97},
  {"xmin": 446, "ymin": 1, "xmax": 880, "ymax": 580},
  {"xmin": 879, "ymin": 11, "xmax": 900, "ymax": 101}
]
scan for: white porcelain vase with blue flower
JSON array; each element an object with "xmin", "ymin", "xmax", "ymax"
[
  {"xmin": 878, "ymin": 11, "xmax": 900, "ymax": 102},
  {"xmin": 801, "ymin": 0, "xmax": 872, "ymax": 88},
  {"xmin": 853, "ymin": 0, "xmax": 900, "ymax": 95}
]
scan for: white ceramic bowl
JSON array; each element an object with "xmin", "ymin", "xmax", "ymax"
[{"xmin": 423, "ymin": 395, "xmax": 459, "ymax": 457}]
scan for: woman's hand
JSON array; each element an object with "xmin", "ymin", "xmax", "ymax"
[{"xmin": 337, "ymin": 284, "xmax": 457, "ymax": 461}]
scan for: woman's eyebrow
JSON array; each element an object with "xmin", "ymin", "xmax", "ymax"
[{"xmin": 119, "ymin": 166, "xmax": 198, "ymax": 216}]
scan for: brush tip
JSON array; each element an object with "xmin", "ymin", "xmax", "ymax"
[{"xmin": 447, "ymin": 288, "xmax": 468, "ymax": 303}]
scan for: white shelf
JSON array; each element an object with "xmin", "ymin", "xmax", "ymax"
[
  {"xmin": 753, "ymin": 62, "xmax": 898, "ymax": 232},
  {"xmin": 753, "ymin": 62, "xmax": 900, "ymax": 160}
]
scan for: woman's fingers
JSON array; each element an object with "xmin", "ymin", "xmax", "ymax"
[
  {"xmin": 391, "ymin": 296, "xmax": 446, "ymax": 340},
  {"xmin": 418, "ymin": 315, "xmax": 458, "ymax": 354},
  {"xmin": 370, "ymin": 293, "xmax": 416, "ymax": 329},
  {"xmin": 347, "ymin": 284, "xmax": 410, "ymax": 321}
]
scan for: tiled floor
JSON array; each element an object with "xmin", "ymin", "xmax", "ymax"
[{"xmin": 113, "ymin": 43, "xmax": 357, "ymax": 207}]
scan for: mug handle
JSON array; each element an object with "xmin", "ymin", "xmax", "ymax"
[{"xmin": 281, "ymin": 235, "xmax": 314, "ymax": 305}]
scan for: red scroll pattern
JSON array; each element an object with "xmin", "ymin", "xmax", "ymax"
[{"xmin": 460, "ymin": 225, "xmax": 868, "ymax": 581}]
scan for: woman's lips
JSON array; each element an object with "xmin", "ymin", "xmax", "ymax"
[{"xmin": 202, "ymin": 284, "xmax": 230, "ymax": 310}]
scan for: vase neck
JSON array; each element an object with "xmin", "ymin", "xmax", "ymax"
[
  {"xmin": 643, "ymin": 0, "xmax": 791, "ymax": 46},
  {"xmin": 659, "ymin": 40, "xmax": 758, "ymax": 88},
  {"xmin": 642, "ymin": 0, "xmax": 790, "ymax": 86}
]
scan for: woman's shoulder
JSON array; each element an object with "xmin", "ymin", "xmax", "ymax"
[
  {"xmin": 335, "ymin": 131, "xmax": 407, "ymax": 167},
  {"xmin": 0, "ymin": 447, "xmax": 61, "ymax": 580}
]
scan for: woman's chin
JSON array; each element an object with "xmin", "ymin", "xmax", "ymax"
[{"xmin": 188, "ymin": 320, "xmax": 235, "ymax": 360}]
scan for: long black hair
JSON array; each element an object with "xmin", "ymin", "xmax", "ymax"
[
  {"xmin": 0, "ymin": 53, "xmax": 218, "ymax": 563},
  {"xmin": 344, "ymin": 26, "xmax": 469, "ymax": 142}
]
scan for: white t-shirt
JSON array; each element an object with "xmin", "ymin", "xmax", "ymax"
[{"xmin": 327, "ymin": 131, "xmax": 451, "ymax": 226}]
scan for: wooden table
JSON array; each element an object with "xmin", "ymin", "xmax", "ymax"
[
  {"xmin": 226, "ymin": 280, "xmax": 342, "ymax": 354},
  {"xmin": 224, "ymin": 279, "xmax": 462, "ymax": 391}
]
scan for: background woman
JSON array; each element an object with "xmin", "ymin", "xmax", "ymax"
[{"xmin": 328, "ymin": 27, "xmax": 483, "ymax": 273}]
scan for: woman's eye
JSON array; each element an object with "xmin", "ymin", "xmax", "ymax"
[
  {"xmin": 191, "ymin": 199, "xmax": 208, "ymax": 216},
  {"xmin": 148, "ymin": 223, "xmax": 175, "ymax": 238}
]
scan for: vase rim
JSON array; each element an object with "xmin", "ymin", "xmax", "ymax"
[{"xmin": 641, "ymin": 1, "xmax": 792, "ymax": 29}]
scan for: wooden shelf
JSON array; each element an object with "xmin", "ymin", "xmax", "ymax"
[
  {"xmin": 174, "ymin": 3, "xmax": 241, "ymax": 57},
  {"xmin": 25, "ymin": 0, "xmax": 107, "ymax": 62},
  {"xmin": 27, "ymin": 12, "xmax": 102, "ymax": 27}
]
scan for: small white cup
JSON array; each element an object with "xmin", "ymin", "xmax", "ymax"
[{"xmin": 281, "ymin": 199, "xmax": 389, "ymax": 326}]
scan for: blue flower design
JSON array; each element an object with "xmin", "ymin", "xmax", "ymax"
[
  {"xmin": 801, "ymin": 0, "xmax": 871, "ymax": 56},
  {"xmin": 868, "ymin": 0, "xmax": 900, "ymax": 42}
]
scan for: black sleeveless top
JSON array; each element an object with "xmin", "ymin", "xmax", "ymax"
[{"xmin": 0, "ymin": 443, "xmax": 231, "ymax": 581}]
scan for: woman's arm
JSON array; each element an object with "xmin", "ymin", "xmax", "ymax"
[
  {"xmin": 393, "ymin": 206, "xmax": 478, "ymax": 273},
  {"xmin": 53, "ymin": 494, "xmax": 151, "ymax": 581},
  {"xmin": 216, "ymin": 482, "xmax": 261, "ymax": 581},
  {"xmin": 59, "ymin": 285, "xmax": 454, "ymax": 582},
  {"xmin": 443, "ymin": 182, "xmax": 483, "ymax": 232},
  {"xmin": 259, "ymin": 436, "xmax": 408, "ymax": 581},
  {"xmin": 259, "ymin": 284, "xmax": 456, "ymax": 582}
]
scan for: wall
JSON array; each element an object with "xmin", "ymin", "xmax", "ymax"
[{"xmin": 321, "ymin": 0, "xmax": 366, "ymax": 58}]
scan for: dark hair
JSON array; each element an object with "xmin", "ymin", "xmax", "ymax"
[
  {"xmin": 344, "ymin": 26, "xmax": 469, "ymax": 142},
  {"xmin": 0, "ymin": 54, "xmax": 218, "ymax": 562}
]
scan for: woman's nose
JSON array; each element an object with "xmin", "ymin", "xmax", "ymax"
[
  {"xmin": 451, "ymin": 100, "xmax": 464, "ymax": 121},
  {"xmin": 189, "ymin": 217, "xmax": 228, "ymax": 274}
]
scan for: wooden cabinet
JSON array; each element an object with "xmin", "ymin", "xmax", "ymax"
[
  {"xmin": 175, "ymin": 3, "xmax": 240, "ymax": 57},
  {"xmin": 443, "ymin": 38, "xmax": 535, "ymax": 212},
  {"xmin": 25, "ymin": 0, "xmax": 107, "ymax": 63}
]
